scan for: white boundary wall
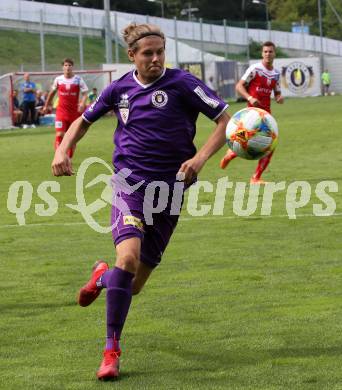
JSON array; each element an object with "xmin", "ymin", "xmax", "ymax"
[
  {"xmin": 0, "ymin": 74, "xmax": 13, "ymax": 129},
  {"xmin": 1, "ymin": 0, "xmax": 342, "ymax": 57},
  {"xmin": 324, "ymin": 57, "xmax": 342, "ymax": 94}
]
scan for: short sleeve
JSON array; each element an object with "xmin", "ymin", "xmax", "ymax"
[
  {"xmin": 51, "ymin": 77, "xmax": 58, "ymax": 92},
  {"xmin": 82, "ymin": 82, "xmax": 116, "ymax": 123},
  {"xmin": 241, "ymin": 65, "xmax": 256, "ymax": 84},
  {"xmin": 180, "ymin": 73, "xmax": 228, "ymax": 121}
]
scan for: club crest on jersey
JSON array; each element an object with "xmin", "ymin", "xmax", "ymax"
[
  {"xmin": 118, "ymin": 94, "xmax": 130, "ymax": 124},
  {"xmin": 151, "ymin": 90, "xmax": 168, "ymax": 108}
]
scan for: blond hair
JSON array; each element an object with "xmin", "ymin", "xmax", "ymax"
[{"xmin": 122, "ymin": 23, "xmax": 165, "ymax": 52}]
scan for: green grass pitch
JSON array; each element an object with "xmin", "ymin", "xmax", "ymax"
[{"xmin": 1, "ymin": 96, "xmax": 342, "ymax": 389}]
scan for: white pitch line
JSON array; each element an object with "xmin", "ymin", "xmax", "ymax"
[{"xmin": 0, "ymin": 212, "xmax": 341, "ymax": 229}]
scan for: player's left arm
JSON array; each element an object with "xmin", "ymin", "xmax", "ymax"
[
  {"xmin": 274, "ymin": 92, "xmax": 284, "ymax": 104},
  {"xmin": 274, "ymin": 78, "xmax": 284, "ymax": 104},
  {"xmin": 178, "ymin": 112, "xmax": 230, "ymax": 184},
  {"xmin": 78, "ymin": 91, "xmax": 88, "ymax": 113},
  {"xmin": 78, "ymin": 77, "xmax": 89, "ymax": 112}
]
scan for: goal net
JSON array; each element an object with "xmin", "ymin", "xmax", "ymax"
[{"xmin": 0, "ymin": 69, "xmax": 114, "ymax": 130}]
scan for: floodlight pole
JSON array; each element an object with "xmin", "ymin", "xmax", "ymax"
[
  {"xmin": 173, "ymin": 16, "xmax": 179, "ymax": 68},
  {"xmin": 114, "ymin": 12, "xmax": 119, "ymax": 63},
  {"xmin": 39, "ymin": 9, "xmax": 45, "ymax": 72},
  {"xmin": 318, "ymin": 0, "xmax": 324, "ymax": 76},
  {"xmin": 318, "ymin": 0, "xmax": 323, "ymax": 55},
  {"xmin": 252, "ymin": 0, "xmax": 270, "ymax": 31},
  {"xmin": 223, "ymin": 19, "xmax": 228, "ymax": 60},
  {"xmin": 161, "ymin": 0, "xmax": 165, "ymax": 18},
  {"xmin": 78, "ymin": 12, "xmax": 84, "ymax": 70},
  {"xmin": 148, "ymin": 0, "xmax": 164, "ymax": 18},
  {"xmin": 104, "ymin": 0, "xmax": 113, "ymax": 64}
]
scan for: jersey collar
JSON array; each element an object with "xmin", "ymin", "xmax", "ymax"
[
  {"xmin": 261, "ymin": 61, "xmax": 274, "ymax": 71},
  {"xmin": 132, "ymin": 68, "xmax": 166, "ymax": 89}
]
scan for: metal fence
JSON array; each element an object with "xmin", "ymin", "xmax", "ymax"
[{"xmin": 1, "ymin": 0, "xmax": 342, "ymax": 74}]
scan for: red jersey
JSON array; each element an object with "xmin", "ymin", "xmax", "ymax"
[
  {"xmin": 52, "ymin": 75, "xmax": 88, "ymax": 119},
  {"xmin": 241, "ymin": 62, "xmax": 281, "ymax": 113}
]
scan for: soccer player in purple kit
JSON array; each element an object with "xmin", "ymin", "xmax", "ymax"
[{"xmin": 51, "ymin": 23, "xmax": 230, "ymax": 380}]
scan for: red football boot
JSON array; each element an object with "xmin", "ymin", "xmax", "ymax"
[
  {"xmin": 78, "ymin": 261, "xmax": 109, "ymax": 307},
  {"xmin": 97, "ymin": 348, "xmax": 121, "ymax": 380},
  {"xmin": 250, "ymin": 177, "xmax": 268, "ymax": 185}
]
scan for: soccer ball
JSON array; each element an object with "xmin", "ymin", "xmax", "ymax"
[{"xmin": 225, "ymin": 107, "xmax": 279, "ymax": 160}]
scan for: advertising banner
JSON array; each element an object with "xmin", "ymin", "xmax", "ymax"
[{"xmin": 250, "ymin": 57, "xmax": 321, "ymax": 97}]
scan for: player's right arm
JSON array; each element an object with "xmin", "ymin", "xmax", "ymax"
[
  {"xmin": 42, "ymin": 89, "xmax": 56, "ymax": 114},
  {"xmin": 52, "ymin": 83, "xmax": 115, "ymax": 177},
  {"xmin": 236, "ymin": 65, "xmax": 260, "ymax": 107},
  {"xmin": 51, "ymin": 116, "xmax": 90, "ymax": 176},
  {"xmin": 236, "ymin": 79, "xmax": 260, "ymax": 107},
  {"xmin": 43, "ymin": 77, "xmax": 58, "ymax": 114}
]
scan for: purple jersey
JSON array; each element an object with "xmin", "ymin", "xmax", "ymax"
[{"xmin": 83, "ymin": 68, "xmax": 228, "ymax": 184}]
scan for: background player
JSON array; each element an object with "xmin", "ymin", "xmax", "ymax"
[
  {"xmin": 51, "ymin": 23, "xmax": 229, "ymax": 380},
  {"xmin": 321, "ymin": 69, "xmax": 331, "ymax": 96},
  {"xmin": 43, "ymin": 58, "xmax": 88, "ymax": 158},
  {"xmin": 220, "ymin": 41, "xmax": 284, "ymax": 184}
]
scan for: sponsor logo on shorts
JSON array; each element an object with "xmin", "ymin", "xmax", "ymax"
[
  {"xmin": 123, "ymin": 215, "xmax": 144, "ymax": 230},
  {"xmin": 55, "ymin": 121, "xmax": 63, "ymax": 129},
  {"xmin": 151, "ymin": 90, "xmax": 168, "ymax": 108}
]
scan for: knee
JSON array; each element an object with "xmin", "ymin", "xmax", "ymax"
[{"xmin": 116, "ymin": 253, "xmax": 138, "ymax": 274}]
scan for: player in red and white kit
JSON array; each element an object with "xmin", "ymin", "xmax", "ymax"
[
  {"xmin": 220, "ymin": 41, "xmax": 284, "ymax": 184},
  {"xmin": 43, "ymin": 58, "xmax": 88, "ymax": 158}
]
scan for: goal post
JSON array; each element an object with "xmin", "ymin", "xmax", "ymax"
[
  {"xmin": 0, "ymin": 73, "xmax": 14, "ymax": 130},
  {"xmin": 0, "ymin": 69, "xmax": 114, "ymax": 130}
]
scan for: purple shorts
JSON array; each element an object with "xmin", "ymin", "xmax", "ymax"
[{"xmin": 111, "ymin": 178, "xmax": 181, "ymax": 269}]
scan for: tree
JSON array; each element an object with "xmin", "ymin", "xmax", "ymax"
[
  {"xmin": 268, "ymin": 0, "xmax": 319, "ymax": 26},
  {"xmin": 27, "ymin": 0, "xmax": 342, "ymax": 40},
  {"xmin": 324, "ymin": 0, "xmax": 342, "ymax": 40}
]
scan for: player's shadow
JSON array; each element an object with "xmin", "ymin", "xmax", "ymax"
[
  {"xmin": 136, "ymin": 343, "xmax": 342, "ymax": 373},
  {"xmin": 0, "ymin": 300, "xmax": 75, "ymax": 315},
  {"xmin": 266, "ymin": 345, "xmax": 342, "ymax": 359},
  {"xmin": 0, "ymin": 128, "xmax": 53, "ymax": 138},
  {"xmin": 173, "ymin": 344, "xmax": 342, "ymax": 368}
]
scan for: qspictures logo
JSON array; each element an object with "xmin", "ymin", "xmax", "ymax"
[
  {"xmin": 4, "ymin": 156, "xmax": 340, "ymax": 234},
  {"xmin": 282, "ymin": 61, "xmax": 314, "ymax": 94}
]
